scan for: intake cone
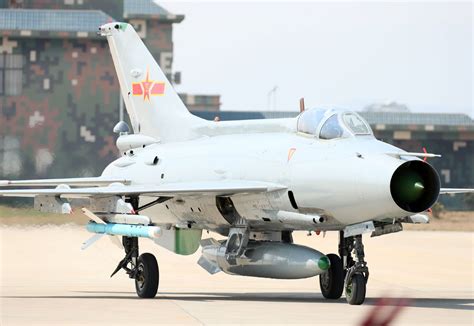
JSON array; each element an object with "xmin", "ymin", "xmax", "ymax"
[{"xmin": 390, "ymin": 160, "xmax": 440, "ymax": 213}]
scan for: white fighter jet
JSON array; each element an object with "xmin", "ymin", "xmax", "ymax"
[{"xmin": 1, "ymin": 23, "xmax": 472, "ymax": 305}]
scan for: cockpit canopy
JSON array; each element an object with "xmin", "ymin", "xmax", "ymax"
[{"xmin": 297, "ymin": 108, "xmax": 373, "ymax": 140}]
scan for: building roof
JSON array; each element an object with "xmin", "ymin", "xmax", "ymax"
[
  {"xmin": 124, "ymin": 0, "xmax": 169, "ymax": 16},
  {"xmin": 192, "ymin": 110, "xmax": 474, "ymax": 132},
  {"xmin": 123, "ymin": 0, "xmax": 184, "ymax": 22},
  {"xmin": 359, "ymin": 111, "xmax": 474, "ymax": 127},
  {"xmin": 0, "ymin": 9, "xmax": 113, "ymax": 38},
  {"xmin": 0, "ymin": 1, "xmax": 184, "ymax": 39}
]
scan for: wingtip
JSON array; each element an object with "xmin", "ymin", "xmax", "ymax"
[{"xmin": 0, "ymin": 180, "xmax": 9, "ymax": 186}]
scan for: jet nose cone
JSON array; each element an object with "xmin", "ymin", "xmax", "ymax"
[
  {"xmin": 394, "ymin": 171, "xmax": 425, "ymax": 202},
  {"xmin": 414, "ymin": 182, "xmax": 424, "ymax": 190}
]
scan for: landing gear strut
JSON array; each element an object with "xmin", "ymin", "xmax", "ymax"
[{"xmin": 319, "ymin": 231, "xmax": 369, "ymax": 305}]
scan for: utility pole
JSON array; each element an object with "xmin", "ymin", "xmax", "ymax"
[{"xmin": 267, "ymin": 85, "xmax": 278, "ymax": 111}]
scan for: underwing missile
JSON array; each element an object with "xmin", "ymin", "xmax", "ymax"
[{"xmin": 86, "ymin": 222, "xmax": 162, "ymax": 239}]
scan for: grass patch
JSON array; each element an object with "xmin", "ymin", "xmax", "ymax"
[
  {"xmin": 0, "ymin": 205, "xmax": 63, "ymax": 218},
  {"xmin": 0, "ymin": 205, "xmax": 86, "ymax": 225}
]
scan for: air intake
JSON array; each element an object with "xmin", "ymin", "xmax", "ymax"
[{"xmin": 390, "ymin": 160, "xmax": 440, "ymax": 213}]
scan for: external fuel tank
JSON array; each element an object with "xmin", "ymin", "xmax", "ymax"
[{"xmin": 200, "ymin": 241, "xmax": 329, "ymax": 279}]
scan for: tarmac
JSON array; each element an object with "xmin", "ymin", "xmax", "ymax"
[{"xmin": 0, "ymin": 226, "xmax": 472, "ymax": 325}]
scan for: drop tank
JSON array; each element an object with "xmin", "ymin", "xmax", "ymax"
[{"xmin": 200, "ymin": 240, "xmax": 329, "ymax": 279}]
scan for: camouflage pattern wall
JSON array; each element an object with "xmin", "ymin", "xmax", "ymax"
[
  {"xmin": 0, "ymin": 0, "xmax": 180, "ymax": 179},
  {"xmin": 9, "ymin": 0, "xmax": 124, "ymax": 20},
  {"xmin": 1, "ymin": 38, "xmax": 119, "ymax": 179}
]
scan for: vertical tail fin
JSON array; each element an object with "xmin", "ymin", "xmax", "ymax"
[{"xmin": 100, "ymin": 22, "xmax": 203, "ymax": 142}]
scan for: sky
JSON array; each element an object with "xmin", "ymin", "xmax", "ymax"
[{"xmin": 161, "ymin": 1, "xmax": 473, "ymax": 116}]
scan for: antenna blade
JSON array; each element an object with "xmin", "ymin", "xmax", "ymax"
[{"xmin": 299, "ymin": 98, "xmax": 305, "ymax": 112}]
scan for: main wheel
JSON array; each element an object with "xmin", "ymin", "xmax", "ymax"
[
  {"xmin": 135, "ymin": 253, "xmax": 159, "ymax": 298},
  {"xmin": 345, "ymin": 273, "xmax": 366, "ymax": 305},
  {"xmin": 319, "ymin": 254, "xmax": 344, "ymax": 299}
]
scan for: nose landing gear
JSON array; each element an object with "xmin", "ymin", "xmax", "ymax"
[
  {"xmin": 111, "ymin": 236, "xmax": 159, "ymax": 298},
  {"xmin": 342, "ymin": 234, "xmax": 368, "ymax": 305},
  {"xmin": 319, "ymin": 231, "xmax": 369, "ymax": 305}
]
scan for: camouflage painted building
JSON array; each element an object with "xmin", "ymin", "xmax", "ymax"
[
  {"xmin": 0, "ymin": 0, "xmax": 184, "ymax": 179},
  {"xmin": 179, "ymin": 93, "xmax": 221, "ymax": 112}
]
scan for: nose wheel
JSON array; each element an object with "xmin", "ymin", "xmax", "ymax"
[
  {"xmin": 135, "ymin": 253, "xmax": 159, "ymax": 298},
  {"xmin": 320, "ymin": 232, "xmax": 369, "ymax": 305},
  {"xmin": 345, "ymin": 273, "xmax": 366, "ymax": 305}
]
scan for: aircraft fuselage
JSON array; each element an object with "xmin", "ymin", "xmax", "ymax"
[{"xmin": 103, "ymin": 132, "xmax": 414, "ymax": 232}]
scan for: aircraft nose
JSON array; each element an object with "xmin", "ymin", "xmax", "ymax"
[{"xmin": 390, "ymin": 160, "xmax": 440, "ymax": 213}]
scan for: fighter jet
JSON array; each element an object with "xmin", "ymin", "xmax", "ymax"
[{"xmin": 1, "ymin": 22, "xmax": 472, "ymax": 305}]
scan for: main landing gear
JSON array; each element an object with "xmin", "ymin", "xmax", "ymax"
[
  {"xmin": 111, "ymin": 196, "xmax": 159, "ymax": 298},
  {"xmin": 319, "ymin": 231, "xmax": 369, "ymax": 305},
  {"xmin": 111, "ymin": 236, "xmax": 159, "ymax": 298}
]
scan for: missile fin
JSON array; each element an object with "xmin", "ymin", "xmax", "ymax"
[
  {"xmin": 197, "ymin": 256, "xmax": 221, "ymax": 275},
  {"xmin": 82, "ymin": 207, "xmax": 106, "ymax": 224},
  {"xmin": 81, "ymin": 233, "xmax": 104, "ymax": 250}
]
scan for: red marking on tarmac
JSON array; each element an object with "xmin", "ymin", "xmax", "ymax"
[{"xmin": 360, "ymin": 297, "xmax": 409, "ymax": 326}]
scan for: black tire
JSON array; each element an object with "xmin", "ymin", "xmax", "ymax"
[
  {"xmin": 319, "ymin": 254, "xmax": 344, "ymax": 299},
  {"xmin": 345, "ymin": 273, "xmax": 366, "ymax": 305},
  {"xmin": 135, "ymin": 253, "xmax": 159, "ymax": 298}
]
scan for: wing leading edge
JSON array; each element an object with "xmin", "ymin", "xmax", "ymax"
[
  {"xmin": 0, "ymin": 177, "xmax": 130, "ymax": 187},
  {"xmin": 0, "ymin": 180, "xmax": 287, "ymax": 198},
  {"xmin": 439, "ymin": 188, "xmax": 474, "ymax": 194}
]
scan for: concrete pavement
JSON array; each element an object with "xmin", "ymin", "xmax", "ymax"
[{"xmin": 1, "ymin": 226, "xmax": 472, "ymax": 325}]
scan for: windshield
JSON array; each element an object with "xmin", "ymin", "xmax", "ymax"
[
  {"xmin": 319, "ymin": 114, "xmax": 344, "ymax": 140},
  {"xmin": 296, "ymin": 108, "xmax": 373, "ymax": 139},
  {"xmin": 297, "ymin": 108, "xmax": 327, "ymax": 135},
  {"xmin": 343, "ymin": 113, "xmax": 370, "ymax": 135}
]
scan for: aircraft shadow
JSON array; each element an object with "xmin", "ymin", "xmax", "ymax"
[{"xmin": 3, "ymin": 291, "xmax": 472, "ymax": 311}]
